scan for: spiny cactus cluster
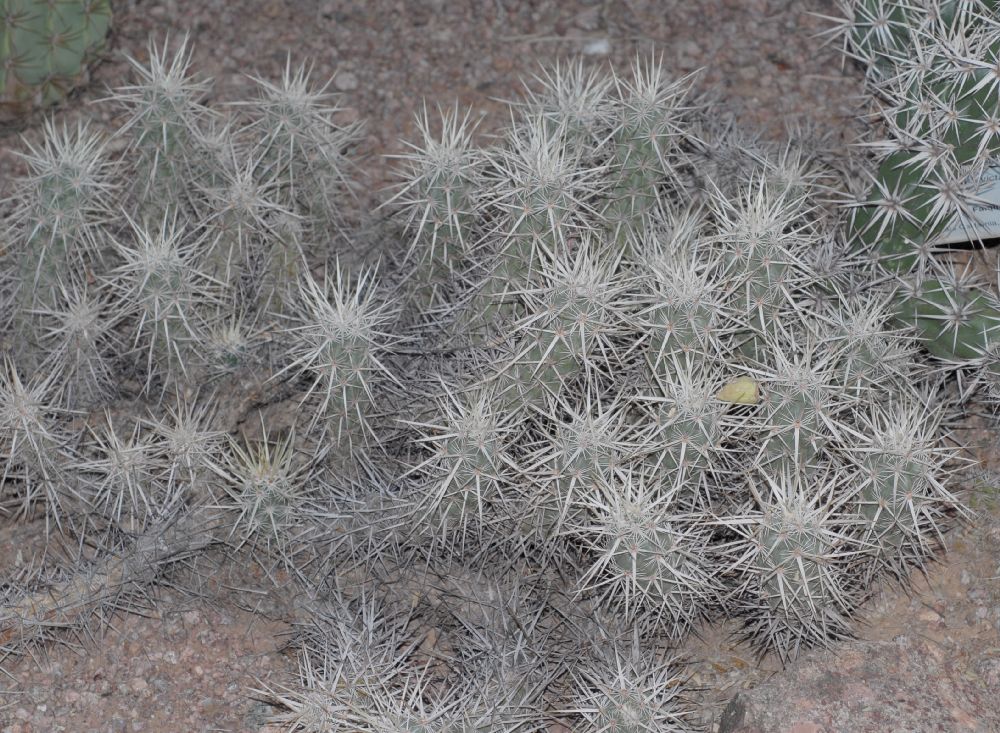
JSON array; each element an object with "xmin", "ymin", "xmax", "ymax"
[
  {"xmin": 0, "ymin": 34, "xmax": 976, "ymax": 731},
  {"xmin": 831, "ymin": 0, "xmax": 1000, "ymax": 396},
  {"xmin": 0, "ymin": 0, "xmax": 112, "ymax": 118}
]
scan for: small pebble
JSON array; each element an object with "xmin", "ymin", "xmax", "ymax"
[
  {"xmin": 335, "ymin": 71, "xmax": 359, "ymax": 91},
  {"xmin": 680, "ymin": 40, "xmax": 703, "ymax": 57},
  {"xmin": 582, "ymin": 38, "xmax": 610, "ymax": 55},
  {"xmin": 918, "ymin": 608, "xmax": 942, "ymax": 624}
]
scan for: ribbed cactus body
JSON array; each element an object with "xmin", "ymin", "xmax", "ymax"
[
  {"xmin": 847, "ymin": 400, "xmax": 965, "ymax": 584},
  {"xmin": 568, "ymin": 650, "xmax": 698, "ymax": 733},
  {"xmin": 108, "ymin": 213, "xmax": 220, "ymax": 392},
  {"xmin": 601, "ymin": 58, "xmax": 688, "ymax": 245},
  {"xmin": 640, "ymin": 361, "xmax": 728, "ymax": 513},
  {"xmin": 402, "ymin": 385, "xmax": 518, "ymax": 553},
  {"xmin": 521, "ymin": 396, "xmax": 633, "ymax": 542},
  {"xmin": 281, "ymin": 265, "xmax": 399, "ymax": 456},
  {"xmin": 6, "ymin": 119, "xmax": 114, "ymax": 343},
  {"xmin": 580, "ymin": 470, "xmax": 721, "ymax": 637},
  {"xmin": 390, "ymin": 105, "xmax": 481, "ymax": 313},
  {"xmin": 827, "ymin": 295, "xmax": 916, "ymax": 396},
  {"xmin": 838, "ymin": 1, "xmax": 1000, "ymax": 372},
  {"xmin": 893, "ymin": 274, "xmax": 1000, "ymax": 362},
  {"xmin": 0, "ymin": 0, "xmax": 111, "ymax": 116},
  {"xmin": 0, "ymin": 358, "xmax": 79, "ymax": 525},
  {"xmin": 726, "ymin": 471, "xmax": 863, "ymax": 661},
  {"xmin": 757, "ymin": 350, "xmax": 843, "ymax": 470}
]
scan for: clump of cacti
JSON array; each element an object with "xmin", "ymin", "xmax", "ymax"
[
  {"xmin": 0, "ymin": 0, "xmax": 112, "ymax": 118},
  {"xmin": 0, "ymin": 32, "xmax": 978, "ymax": 731},
  {"xmin": 830, "ymin": 1, "xmax": 1000, "ymax": 397}
]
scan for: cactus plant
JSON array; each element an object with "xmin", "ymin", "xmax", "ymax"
[
  {"xmin": 2, "ymin": 117, "xmax": 116, "ymax": 354},
  {"xmin": 106, "ymin": 210, "xmax": 223, "ymax": 396},
  {"xmin": 0, "ymin": 356, "xmax": 81, "ymax": 529},
  {"xmin": 384, "ymin": 103, "xmax": 483, "ymax": 312},
  {"xmin": 832, "ymin": 1, "xmax": 1000, "ymax": 387},
  {"xmin": 844, "ymin": 397, "xmax": 970, "ymax": 585},
  {"xmin": 565, "ymin": 646, "xmax": 700, "ymax": 733},
  {"xmin": 0, "ymin": 0, "xmax": 112, "ymax": 118},
  {"xmin": 717, "ymin": 467, "xmax": 866, "ymax": 663},
  {"xmin": 0, "ymin": 32, "xmax": 980, "ymax": 733}
]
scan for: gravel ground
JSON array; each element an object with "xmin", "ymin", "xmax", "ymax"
[
  {"xmin": 2, "ymin": 0, "xmax": 870, "ymax": 191},
  {"xmin": 1, "ymin": 0, "xmax": 999, "ymax": 731}
]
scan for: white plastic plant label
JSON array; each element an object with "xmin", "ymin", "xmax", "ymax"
[{"xmin": 934, "ymin": 166, "xmax": 1000, "ymax": 245}]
